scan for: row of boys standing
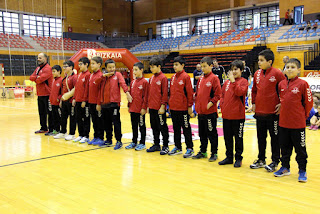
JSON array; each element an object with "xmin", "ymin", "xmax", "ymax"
[{"xmin": 30, "ymin": 50, "xmax": 313, "ymax": 182}]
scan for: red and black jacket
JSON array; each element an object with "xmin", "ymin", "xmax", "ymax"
[
  {"xmin": 61, "ymin": 72, "xmax": 77, "ymax": 103},
  {"xmin": 88, "ymin": 70, "xmax": 103, "ymax": 104},
  {"xmin": 195, "ymin": 72, "xmax": 221, "ymax": 115},
  {"xmin": 49, "ymin": 76, "xmax": 63, "ymax": 106},
  {"xmin": 169, "ymin": 70, "xmax": 193, "ymax": 111},
  {"xmin": 220, "ymin": 78, "xmax": 248, "ymax": 120},
  {"xmin": 148, "ymin": 71, "xmax": 168, "ymax": 110},
  {"xmin": 252, "ymin": 67, "xmax": 286, "ymax": 117},
  {"xmin": 74, "ymin": 70, "xmax": 91, "ymax": 102},
  {"xmin": 129, "ymin": 77, "xmax": 149, "ymax": 113},
  {"xmin": 278, "ymin": 76, "xmax": 313, "ymax": 129},
  {"xmin": 30, "ymin": 63, "xmax": 53, "ymax": 96}
]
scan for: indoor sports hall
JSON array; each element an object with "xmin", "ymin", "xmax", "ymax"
[{"xmin": 0, "ymin": 0, "xmax": 320, "ymax": 213}]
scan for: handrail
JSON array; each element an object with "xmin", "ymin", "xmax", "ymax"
[{"xmin": 304, "ymin": 50, "xmax": 320, "ymax": 67}]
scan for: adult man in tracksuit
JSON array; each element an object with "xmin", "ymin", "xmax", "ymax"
[{"xmin": 30, "ymin": 53, "xmax": 53, "ymax": 134}]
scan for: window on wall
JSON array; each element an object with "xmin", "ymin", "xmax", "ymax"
[
  {"xmin": 0, "ymin": 11, "xmax": 20, "ymax": 34},
  {"xmin": 159, "ymin": 20, "xmax": 189, "ymax": 38},
  {"xmin": 238, "ymin": 5, "xmax": 279, "ymax": 30},
  {"xmin": 23, "ymin": 14, "xmax": 62, "ymax": 37},
  {"xmin": 196, "ymin": 13, "xmax": 231, "ymax": 34}
]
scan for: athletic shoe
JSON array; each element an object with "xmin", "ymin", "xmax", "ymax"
[
  {"xmin": 51, "ymin": 130, "xmax": 59, "ymax": 136},
  {"xmin": 146, "ymin": 145, "xmax": 161, "ymax": 152},
  {"xmin": 65, "ymin": 134, "xmax": 75, "ymax": 141},
  {"xmin": 209, "ymin": 154, "xmax": 218, "ymax": 162},
  {"xmin": 234, "ymin": 160, "xmax": 242, "ymax": 168},
  {"xmin": 114, "ymin": 141, "xmax": 123, "ymax": 150},
  {"xmin": 250, "ymin": 159, "xmax": 266, "ymax": 169},
  {"xmin": 125, "ymin": 142, "xmax": 137, "ymax": 149},
  {"xmin": 308, "ymin": 125, "xmax": 315, "ymax": 130},
  {"xmin": 35, "ymin": 130, "xmax": 48, "ymax": 134},
  {"xmin": 79, "ymin": 137, "xmax": 89, "ymax": 144},
  {"xmin": 53, "ymin": 133, "xmax": 65, "ymax": 139},
  {"xmin": 183, "ymin": 148, "xmax": 194, "ymax": 158},
  {"xmin": 168, "ymin": 147, "xmax": 182, "ymax": 156},
  {"xmin": 45, "ymin": 131, "xmax": 53, "ymax": 136},
  {"xmin": 160, "ymin": 146, "xmax": 169, "ymax": 155},
  {"xmin": 103, "ymin": 140, "xmax": 113, "ymax": 147},
  {"xmin": 73, "ymin": 136, "xmax": 82, "ymax": 142},
  {"xmin": 218, "ymin": 157, "xmax": 233, "ymax": 165},
  {"xmin": 312, "ymin": 125, "xmax": 319, "ymax": 130},
  {"xmin": 192, "ymin": 152, "xmax": 207, "ymax": 159},
  {"xmin": 265, "ymin": 161, "xmax": 278, "ymax": 172},
  {"xmin": 274, "ymin": 167, "xmax": 291, "ymax": 177},
  {"xmin": 298, "ymin": 170, "xmax": 307, "ymax": 182},
  {"xmin": 88, "ymin": 138, "xmax": 98, "ymax": 145},
  {"xmin": 93, "ymin": 138, "xmax": 104, "ymax": 146},
  {"xmin": 135, "ymin": 144, "xmax": 146, "ymax": 151}
]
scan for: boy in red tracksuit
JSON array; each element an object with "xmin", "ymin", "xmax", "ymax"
[
  {"xmin": 192, "ymin": 56, "xmax": 221, "ymax": 162},
  {"xmin": 168, "ymin": 56, "xmax": 194, "ymax": 158},
  {"xmin": 125, "ymin": 62, "xmax": 149, "ymax": 151},
  {"xmin": 49, "ymin": 65, "xmax": 63, "ymax": 136},
  {"xmin": 146, "ymin": 56, "xmax": 170, "ymax": 154},
  {"xmin": 274, "ymin": 58, "xmax": 313, "ymax": 182},
  {"xmin": 87, "ymin": 56, "xmax": 104, "ymax": 146},
  {"xmin": 73, "ymin": 57, "xmax": 91, "ymax": 144},
  {"xmin": 250, "ymin": 49, "xmax": 286, "ymax": 172},
  {"xmin": 97, "ymin": 59, "xmax": 132, "ymax": 150},
  {"xmin": 54, "ymin": 60, "xmax": 78, "ymax": 141},
  {"xmin": 30, "ymin": 53, "xmax": 53, "ymax": 134},
  {"xmin": 218, "ymin": 60, "xmax": 248, "ymax": 168}
]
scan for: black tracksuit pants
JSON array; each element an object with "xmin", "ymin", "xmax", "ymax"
[
  {"xmin": 198, "ymin": 113, "xmax": 218, "ymax": 154},
  {"xmin": 102, "ymin": 106, "xmax": 122, "ymax": 142},
  {"xmin": 60, "ymin": 101, "xmax": 76, "ymax": 135},
  {"xmin": 223, "ymin": 119, "xmax": 245, "ymax": 161},
  {"xmin": 37, "ymin": 96, "xmax": 53, "ymax": 131},
  {"xmin": 279, "ymin": 127, "xmax": 308, "ymax": 171},
  {"xmin": 149, "ymin": 109, "xmax": 169, "ymax": 147},
  {"xmin": 52, "ymin": 105, "xmax": 61, "ymax": 132},
  {"xmin": 89, "ymin": 103, "xmax": 104, "ymax": 140},
  {"xmin": 170, "ymin": 110, "xmax": 193, "ymax": 150},
  {"xmin": 130, "ymin": 112, "xmax": 146, "ymax": 144},
  {"xmin": 256, "ymin": 118, "xmax": 280, "ymax": 163},
  {"xmin": 75, "ymin": 102, "xmax": 90, "ymax": 138}
]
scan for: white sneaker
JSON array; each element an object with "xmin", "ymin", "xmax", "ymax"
[
  {"xmin": 73, "ymin": 136, "xmax": 82, "ymax": 142},
  {"xmin": 79, "ymin": 137, "xmax": 89, "ymax": 144},
  {"xmin": 54, "ymin": 133, "xmax": 65, "ymax": 139},
  {"xmin": 65, "ymin": 134, "xmax": 75, "ymax": 141}
]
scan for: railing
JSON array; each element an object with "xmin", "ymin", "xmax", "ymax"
[{"xmin": 304, "ymin": 50, "xmax": 320, "ymax": 67}]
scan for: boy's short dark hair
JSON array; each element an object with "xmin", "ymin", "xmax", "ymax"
[
  {"xmin": 133, "ymin": 62, "xmax": 144, "ymax": 70},
  {"xmin": 200, "ymin": 56, "xmax": 213, "ymax": 65},
  {"xmin": 52, "ymin": 65, "xmax": 62, "ymax": 74},
  {"xmin": 149, "ymin": 56, "xmax": 163, "ymax": 67},
  {"xmin": 91, "ymin": 56, "xmax": 103, "ymax": 66},
  {"xmin": 63, "ymin": 60, "xmax": 74, "ymax": 69},
  {"xmin": 230, "ymin": 60, "xmax": 244, "ymax": 71},
  {"xmin": 173, "ymin": 56, "xmax": 186, "ymax": 66},
  {"xmin": 258, "ymin": 49, "xmax": 274, "ymax": 64},
  {"xmin": 78, "ymin": 57, "xmax": 90, "ymax": 66},
  {"xmin": 213, "ymin": 58, "xmax": 218, "ymax": 62},
  {"xmin": 105, "ymin": 59, "xmax": 116, "ymax": 67},
  {"xmin": 286, "ymin": 58, "xmax": 301, "ymax": 68}
]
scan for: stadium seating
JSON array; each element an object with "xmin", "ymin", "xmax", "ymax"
[
  {"xmin": 278, "ymin": 20, "xmax": 320, "ymax": 40},
  {"xmin": 0, "ymin": 33, "xmax": 33, "ymax": 49}
]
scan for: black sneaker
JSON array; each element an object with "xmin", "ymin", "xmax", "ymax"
[
  {"xmin": 265, "ymin": 161, "xmax": 278, "ymax": 172},
  {"xmin": 209, "ymin": 154, "xmax": 218, "ymax": 162},
  {"xmin": 160, "ymin": 146, "xmax": 169, "ymax": 155},
  {"xmin": 146, "ymin": 145, "xmax": 161, "ymax": 152},
  {"xmin": 192, "ymin": 152, "xmax": 207, "ymax": 159},
  {"xmin": 250, "ymin": 159, "xmax": 266, "ymax": 169},
  {"xmin": 218, "ymin": 157, "xmax": 233, "ymax": 165},
  {"xmin": 45, "ymin": 131, "xmax": 53, "ymax": 136},
  {"xmin": 234, "ymin": 160, "xmax": 242, "ymax": 168}
]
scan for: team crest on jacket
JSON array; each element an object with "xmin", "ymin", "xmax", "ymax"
[
  {"xmin": 113, "ymin": 76, "xmax": 118, "ymax": 80},
  {"xmin": 291, "ymin": 87, "xmax": 300, "ymax": 94},
  {"xmin": 156, "ymin": 80, "xmax": 161, "ymax": 85},
  {"xmin": 56, "ymin": 83, "xmax": 60, "ymax": 87},
  {"xmin": 178, "ymin": 80, "xmax": 184, "ymax": 85},
  {"xmin": 206, "ymin": 82, "xmax": 212, "ymax": 87},
  {"xmin": 138, "ymin": 85, "xmax": 143, "ymax": 90},
  {"xmin": 82, "ymin": 78, "xmax": 85, "ymax": 82},
  {"xmin": 269, "ymin": 76, "xmax": 276, "ymax": 82}
]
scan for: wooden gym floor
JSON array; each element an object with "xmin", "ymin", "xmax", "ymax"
[{"xmin": 0, "ymin": 94, "xmax": 319, "ymax": 213}]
